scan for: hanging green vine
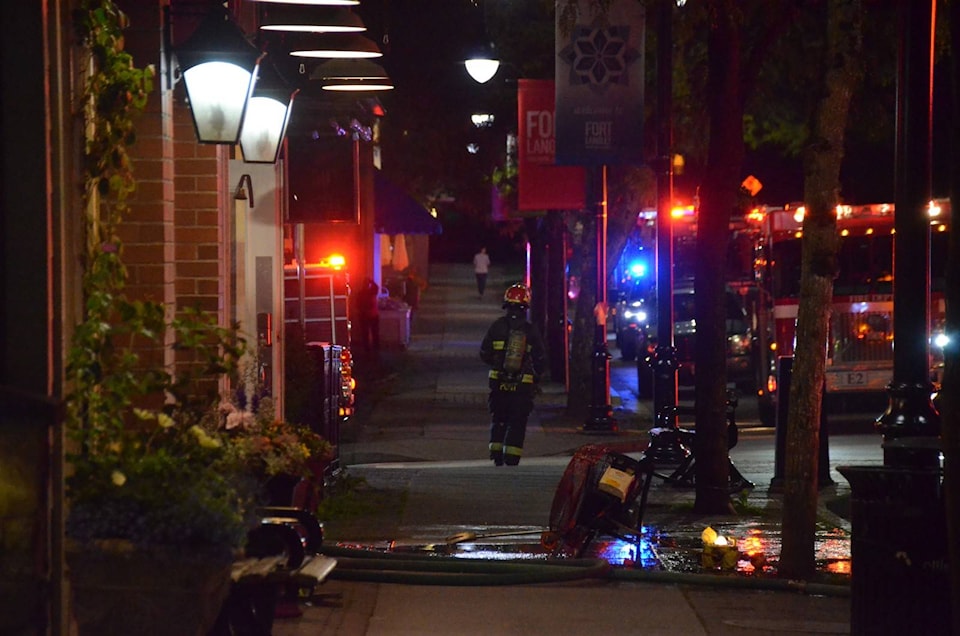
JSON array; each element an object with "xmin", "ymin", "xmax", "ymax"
[
  {"xmin": 66, "ymin": 2, "xmax": 258, "ymax": 550},
  {"xmin": 68, "ymin": 0, "xmax": 159, "ymax": 437},
  {"xmin": 76, "ymin": 0, "xmax": 151, "ymax": 253}
]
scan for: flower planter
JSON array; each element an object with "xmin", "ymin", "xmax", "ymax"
[{"xmin": 66, "ymin": 542, "xmax": 233, "ymax": 636}]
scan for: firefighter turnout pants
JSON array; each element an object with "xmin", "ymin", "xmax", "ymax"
[{"xmin": 488, "ymin": 385, "xmax": 535, "ymax": 466}]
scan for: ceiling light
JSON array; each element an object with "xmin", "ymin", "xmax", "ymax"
[
  {"xmin": 259, "ymin": 6, "xmax": 366, "ymax": 33},
  {"xmin": 249, "ymin": 0, "xmax": 359, "ymax": 5},
  {"xmin": 310, "ymin": 59, "xmax": 394, "ymax": 92},
  {"xmin": 285, "ymin": 33, "xmax": 382, "ymax": 58}
]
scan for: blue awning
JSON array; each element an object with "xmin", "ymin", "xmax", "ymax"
[{"xmin": 373, "ymin": 170, "xmax": 442, "ymax": 235}]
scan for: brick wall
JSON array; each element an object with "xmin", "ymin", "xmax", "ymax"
[
  {"xmin": 173, "ymin": 97, "xmax": 226, "ymax": 318},
  {"xmin": 118, "ymin": 0, "xmax": 230, "ymax": 374}
]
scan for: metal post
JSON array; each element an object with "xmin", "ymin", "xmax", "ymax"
[
  {"xmin": 877, "ymin": 0, "xmax": 940, "ymax": 469},
  {"xmin": 547, "ymin": 212, "xmax": 569, "ymax": 388},
  {"xmin": 652, "ymin": 0, "xmax": 677, "ymax": 418},
  {"xmin": 770, "ymin": 356, "xmax": 833, "ymax": 492},
  {"xmin": 584, "ymin": 165, "xmax": 617, "ymax": 432}
]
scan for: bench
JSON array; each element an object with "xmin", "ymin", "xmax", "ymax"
[
  {"xmin": 209, "ymin": 508, "xmax": 336, "ymax": 636},
  {"xmin": 645, "ymin": 392, "xmax": 754, "ymax": 492},
  {"xmin": 230, "ymin": 553, "xmax": 338, "ymax": 588}
]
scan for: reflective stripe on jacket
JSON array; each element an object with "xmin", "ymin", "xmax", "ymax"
[{"xmin": 488, "ymin": 369, "xmax": 535, "ymax": 384}]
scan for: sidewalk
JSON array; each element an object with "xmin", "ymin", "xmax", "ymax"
[{"xmin": 276, "ymin": 262, "xmax": 855, "ymax": 636}]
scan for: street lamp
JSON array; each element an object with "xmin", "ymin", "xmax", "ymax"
[
  {"xmin": 463, "ymin": 0, "xmax": 501, "ymax": 83},
  {"xmin": 239, "ymin": 60, "xmax": 298, "ymax": 163},
  {"xmin": 174, "ymin": 5, "xmax": 263, "ymax": 144},
  {"xmin": 465, "ymin": 41, "xmax": 501, "ymax": 84}
]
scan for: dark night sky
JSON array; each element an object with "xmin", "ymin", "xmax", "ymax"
[{"xmin": 351, "ymin": 1, "xmax": 951, "ymax": 210}]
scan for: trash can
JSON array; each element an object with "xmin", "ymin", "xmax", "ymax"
[
  {"xmin": 837, "ymin": 465, "xmax": 950, "ymax": 636},
  {"xmin": 378, "ymin": 300, "xmax": 411, "ymax": 349}
]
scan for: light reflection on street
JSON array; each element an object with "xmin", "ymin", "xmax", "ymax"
[{"xmin": 338, "ymin": 519, "xmax": 851, "ymax": 579}]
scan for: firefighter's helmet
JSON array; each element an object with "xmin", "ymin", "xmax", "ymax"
[{"xmin": 503, "ymin": 284, "xmax": 531, "ymax": 309}]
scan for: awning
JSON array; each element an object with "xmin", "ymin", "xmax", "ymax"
[{"xmin": 373, "ymin": 170, "xmax": 443, "ymax": 235}]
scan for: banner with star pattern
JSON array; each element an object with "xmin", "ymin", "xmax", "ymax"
[{"xmin": 555, "ymin": 0, "xmax": 646, "ymax": 166}]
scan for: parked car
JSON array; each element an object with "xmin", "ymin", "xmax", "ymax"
[{"xmin": 639, "ymin": 284, "xmax": 756, "ymax": 390}]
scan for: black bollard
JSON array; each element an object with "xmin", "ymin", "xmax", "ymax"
[
  {"xmin": 583, "ymin": 324, "xmax": 617, "ymax": 432},
  {"xmin": 651, "ymin": 344, "xmax": 678, "ymax": 418}
]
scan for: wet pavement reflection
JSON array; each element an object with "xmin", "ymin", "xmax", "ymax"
[{"xmin": 334, "ymin": 518, "xmax": 852, "ymax": 580}]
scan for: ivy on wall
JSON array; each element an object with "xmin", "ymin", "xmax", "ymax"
[{"xmin": 67, "ymin": 2, "xmax": 242, "ymax": 451}]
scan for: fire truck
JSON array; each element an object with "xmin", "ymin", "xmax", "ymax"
[
  {"xmin": 611, "ymin": 204, "xmax": 766, "ymax": 395},
  {"xmin": 283, "ymin": 254, "xmax": 356, "ymax": 475},
  {"xmin": 759, "ymin": 199, "xmax": 950, "ymax": 412}
]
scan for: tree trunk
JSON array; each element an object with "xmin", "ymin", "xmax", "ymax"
[
  {"xmin": 546, "ymin": 212, "xmax": 569, "ymax": 385},
  {"xmin": 779, "ymin": 0, "xmax": 861, "ymax": 580},
  {"xmin": 693, "ymin": 0, "xmax": 744, "ymax": 515},
  {"xmin": 568, "ymin": 212, "xmax": 597, "ymax": 417}
]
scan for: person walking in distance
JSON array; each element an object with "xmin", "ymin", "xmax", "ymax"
[
  {"xmin": 479, "ymin": 284, "xmax": 547, "ymax": 466},
  {"xmin": 473, "ymin": 246, "xmax": 491, "ymax": 299}
]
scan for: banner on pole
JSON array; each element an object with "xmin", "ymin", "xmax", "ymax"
[
  {"xmin": 555, "ymin": 1, "xmax": 646, "ymax": 166},
  {"xmin": 517, "ymin": 79, "xmax": 586, "ymax": 211}
]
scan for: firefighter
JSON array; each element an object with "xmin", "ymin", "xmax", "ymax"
[{"xmin": 480, "ymin": 284, "xmax": 547, "ymax": 466}]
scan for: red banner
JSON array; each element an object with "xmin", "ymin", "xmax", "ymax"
[{"xmin": 517, "ymin": 79, "xmax": 586, "ymax": 211}]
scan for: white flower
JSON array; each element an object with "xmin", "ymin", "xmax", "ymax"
[{"xmin": 225, "ymin": 411, "xmax": 243, "ymax": 430}]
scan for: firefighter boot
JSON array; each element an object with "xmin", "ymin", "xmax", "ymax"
[{"xmin": 489, "ymin": 422, "xmax": 507, "ymax": 466}]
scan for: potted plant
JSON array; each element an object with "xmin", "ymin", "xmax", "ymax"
[
  {"xmin": 64, "ymin": 299, "xmax": 258, "ymax": 635},
  {"xmin": 216, "ymin": 358, "xmax": 336, "ymax": 508},
  {"xmin": 65, "ymin": 305, "xmax": 336, "ymax": 635}
]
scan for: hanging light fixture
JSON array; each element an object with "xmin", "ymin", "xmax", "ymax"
[
  {"xmin": 259, "ymin": 6, "xmax": 366, "ymax": 33},
  {"xmin": 464, "ymin": 41, "xmax": 501, "ymax": 84},
  {"xmin": 239, "ymin": 59, "xmax": 298, "ymax": 163},
  {"xmin": 285, "ymin": 33, "xmax": 382, "ymax": 58},
  {"xmin": 249, "ymin": 0, "xmax": 359, "ymax": 5},
  {"xmin": 463, "ymin": 0, "xmax": 500, "ymax": 83},
  {"xmin": 310, "ymin": 59, "xmax": 394, "ymax": 92},
  {"xmin": 174, "ymin": 5, "xmax": 263, "ymax": 144}
]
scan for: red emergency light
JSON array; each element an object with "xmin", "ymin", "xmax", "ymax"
[{"xmin": 312, "ymin": 253, "xmax": 347, "ymax": 270}]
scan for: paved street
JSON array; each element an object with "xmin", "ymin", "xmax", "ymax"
[{"xmin": 275, "ymin": 262, "xmax": 887, "ymax": 635}]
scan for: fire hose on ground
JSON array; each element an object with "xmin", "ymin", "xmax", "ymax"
[{"xmin": 318, "ymin": 544, "xmax": 850, "ymax": 596}]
